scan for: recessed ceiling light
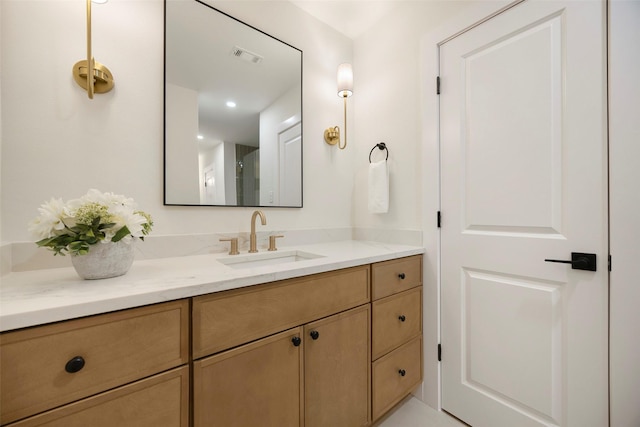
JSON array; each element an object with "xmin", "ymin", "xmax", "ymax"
[
  {"xmin": 226, "ymin": 101, "xmax": 236, "ymax": 108},
  {"xmin": 197, "ymin": 135, "xmax": 204, "ymax": 140}
]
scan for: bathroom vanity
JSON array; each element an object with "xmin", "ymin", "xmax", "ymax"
[{"xmin": 0, "ymin": 241, "xmax": 423, "ymax": 426}]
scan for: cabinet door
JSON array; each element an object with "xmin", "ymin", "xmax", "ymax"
[
  {"xmin": 193, "ymin": 327, "xmax": 303, "ymax": 427},
  {"xmin": 304, "ymin": 305, "xmax": 371, "ymax": 427}
]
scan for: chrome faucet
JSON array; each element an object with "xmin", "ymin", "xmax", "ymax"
[{"xmin": 249, "ymin": 210, "xmax": 267, "ymax": 253}]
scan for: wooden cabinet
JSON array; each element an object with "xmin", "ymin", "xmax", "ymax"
[
  {"xmin": 370, "ymin": 255, "xmax": 423, "ymax": 422},
  {"xmin": 192, "ymin": 266, "xmax": 372, "ymax": 427},
  {"xmin": 1, "ymin": 254, "xmax": 423, "ymax": 427},
  {"xmin": 0, "ymin": 300, "xmax": 189, "ymax": 426}
]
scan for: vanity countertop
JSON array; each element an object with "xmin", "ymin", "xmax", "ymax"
[{"xmin": 0, "ymin": 240, "xmax": 423, "ymax": 332}]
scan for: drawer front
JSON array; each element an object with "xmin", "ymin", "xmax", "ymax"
[
  {"xmin": 372, "ymin": 287, "xmax": 422, "ymax": 360},
  {"xmin": 7, "ymin": 366, "xmax": 189, "ymax": 427},
  {"xmin": 1, "ymin": 300, "xmax": 189, "ymax": 425},
  {"xmin": 372, "ymin": 336, "xmax": 423, "ymax": 421},
  {"xmin": 193, "ymin": 265, "xmax": 370, "ymax": 358},
  {"xmin": 372, "ymin": 255, "xmax": 422, "ymax": 300}
]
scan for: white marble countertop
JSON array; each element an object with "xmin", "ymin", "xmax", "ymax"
[{"xmin": 0, "ymin": 240, "xmax": 424, "ymax": 332}]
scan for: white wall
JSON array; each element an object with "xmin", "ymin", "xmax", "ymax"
[
  {"xmin": 0, "ymin": 0, "xmax": 354, "ymax": 244},
  {"xmin": 609, "ymin": 1, "xmax": 640, "ymax": 426}
]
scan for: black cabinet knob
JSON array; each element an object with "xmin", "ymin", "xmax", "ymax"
[
  {"xmin": 291, "ymin": 336, "xmax": 301, "ymax": 347},
  {"xmin": 310, "ymin": 330, "xmax": 320, "ymax": 340},
  {"xmin": 398, "ymin": 273, "xmax": 406, "ymax": 280},
  {"xmin": 65, "ymin": 356, "xmax": 85, "ymax": 373},
  {"xmin": 398, "ymin": 315, "xmax": 406, "ymax": 322},
  {"xmin": 398, "ymin": 369, "xmax": 406, "ymax": 377}
]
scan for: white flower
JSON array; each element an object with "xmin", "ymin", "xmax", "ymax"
[
  {"xmin": 30, "ymin": 189, "xmax": 153, "ymax": 256},
  {"xmin": 104, "ymin": 204, "xmax": 148, "ymax": 242},
  {"xmin": 28, "ymin": 198, "xmax": 69, "ymax": 239}
]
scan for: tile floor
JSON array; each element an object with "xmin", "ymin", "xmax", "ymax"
[{"xmin": 374, "ymin": 397, "xmax": 469, "ymax": 427}]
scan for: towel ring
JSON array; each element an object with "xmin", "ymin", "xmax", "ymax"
[{"xmin": 369, "ymin": 142, "xmax": 389, "ymax": 163}]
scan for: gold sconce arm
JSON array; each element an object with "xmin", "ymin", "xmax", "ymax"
[
  {"xmin": 72, "ymin": 0, "xmax": 114, "ymax": 99},
  {"xmin": 324, "ymin": 95, "xmax": 348, "ymax": 150},
  {"xmin": 325, "ymin": 63, "xmax": 352, "ymax": 150}
]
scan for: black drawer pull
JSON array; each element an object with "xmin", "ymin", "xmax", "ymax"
[
  {"xmin": 398, "ymin": 369, "xmax": 406, "ymax": 377},
  {"xmin": 310, "ymin": 330, "xmax": 320, "ymax": 340},
  {"xmin": 65, "ymin": 356, "xmax": 85, "ymax": 373},
  {"xmin": 291, "ymin": 336, "xmax": 302, "ymax": 347},
  {"xmin": 398, "ymin": 273, "xmax": 406, "ymax": 280},
  {"xmin": 398, "ymin": 315, "xmax": 406, "ymax": 322}
]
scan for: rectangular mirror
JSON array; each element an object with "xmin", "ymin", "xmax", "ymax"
[{"xmin": 164, "ymin": 0, "xmax": 303, "ymax": 207}]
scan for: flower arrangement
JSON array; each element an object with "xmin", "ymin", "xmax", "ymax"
[{"xmin": 29, "ymin": 189, "xmax": 153, "ymax": 256}]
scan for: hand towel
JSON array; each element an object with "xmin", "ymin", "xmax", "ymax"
[{"xmin": 368, "ymin": 160, "xmax": 389, "ymax": 214}]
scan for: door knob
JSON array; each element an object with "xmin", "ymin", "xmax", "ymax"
[
  {"xmin": 310, "ymin": 330, "xmax": 320, "ymax": 340},
  {"xmin": 291, "ymin": 336, "xmax": 301, "ymax": 347},
  {"xmin": 544, "ymin": 252, "xmax": 596, "ymax": 271}
]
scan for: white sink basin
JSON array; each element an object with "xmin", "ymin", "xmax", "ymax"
[{"xmin": 217, "ymin": 250, "xmax": 325, "ymax": 269}]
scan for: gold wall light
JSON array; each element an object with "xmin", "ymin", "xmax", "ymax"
[
  {"xmin": 324, "ymin": 63, "xmax": 353, "ymax": 150},
  {"xmin": 72, "ymin": 0, "xmax": 114, "ymax": 99}
]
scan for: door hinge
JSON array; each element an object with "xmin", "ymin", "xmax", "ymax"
[
  {"xmin": 436, "ymin": 76, "xmax": 441, "ymax": 95},
  {"xmin": 608, "ymin": 254, "xmax": 612, "ymax": 272},
  {"xmin": 438, "ymin": 344, "xmax": 442, "ymax": 362},
  {"xmin": 437, "ymin": 211, "xmax": 442, "ymax": 228}
]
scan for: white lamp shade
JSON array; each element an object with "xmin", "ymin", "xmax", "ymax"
[{"xmin": 337, "ymin": 63, "xmax": 353, "ymax": 97}]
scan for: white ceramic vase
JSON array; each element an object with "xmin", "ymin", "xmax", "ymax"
[{"xmin": 71, "ymin": 240, "xmax": 135, "ymax": 280}]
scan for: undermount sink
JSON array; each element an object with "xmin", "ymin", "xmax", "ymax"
[{"xmin": 217, "ymin": 250, "xmax": 325, "ymax": 269}]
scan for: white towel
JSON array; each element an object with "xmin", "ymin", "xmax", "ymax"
[{"xmin": 368, "ymin": 160, "xmax": 389, "ymax": 214}]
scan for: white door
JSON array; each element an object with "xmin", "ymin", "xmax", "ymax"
[
  {"xmin": 279, "ymin": 122, "xmax": 302, "ymax": 206},
  {"xmin": 440, "ymin": 1, "xmax": 608, "ymax": 426}
]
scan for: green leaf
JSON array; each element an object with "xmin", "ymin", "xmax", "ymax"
[{"xmin": 111, "ymin": 226, "xmax": 131, "ymax": 243}]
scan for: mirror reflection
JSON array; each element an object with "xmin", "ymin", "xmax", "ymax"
[{"xmin": 164, "ymin": 0, "xmax": 303, "ymax": 207}]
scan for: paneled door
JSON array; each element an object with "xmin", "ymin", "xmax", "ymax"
[{"xmin": 439, "ymin": 1, "xmax": 608, "ymax": 426}]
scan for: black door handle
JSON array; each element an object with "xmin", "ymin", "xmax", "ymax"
[{"xmin": 545, "ymin": 252, "xmax": 596, "ymax": 271}]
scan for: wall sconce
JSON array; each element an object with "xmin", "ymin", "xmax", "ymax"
[
  {"xmin": 324, "ymin": 63, "xmax": 353, "ymax": 150},
  {"xmin": 72, "ymin": 0, "xmax": 114, "ymax": 99}
]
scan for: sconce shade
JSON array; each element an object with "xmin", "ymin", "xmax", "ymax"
[{"xmin": 337, "ymin": 63, "xmax": 353, "ymax": 97}]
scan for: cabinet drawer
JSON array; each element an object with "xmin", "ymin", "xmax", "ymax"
[
  {"xmin": 6, "ymin": 366, "xmax": 189, "ymax": 427},
  {"xmin": 372, "ymin": 336, "xmax": 422, "ymax": 421},
  {"xmin": 1, "ymin": 300, "xmax": 189, "ymax": 425},
  {"xmin": 372, "ymin": 255, "xmax": 422, "ymax": 300},
  {"xmin": 193, "ymin": 265, "xmax": 370, "ymax": 358},
  {"xmin": 372, "ymin": 287, "xmax": 422, "ymax": 360}
]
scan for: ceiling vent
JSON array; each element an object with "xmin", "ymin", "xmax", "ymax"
[{"xmin": 231, "ymin": 46, "xmax": 263, "ymax": 64}]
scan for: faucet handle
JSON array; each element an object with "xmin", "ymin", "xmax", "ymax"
[
  {"xmin": 219, "ymin": 238, "xmax": 239, "ymax": 255},
  {"xmin": 268, "ymin": 235, "xmax": 284, "ymax": 252}
]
